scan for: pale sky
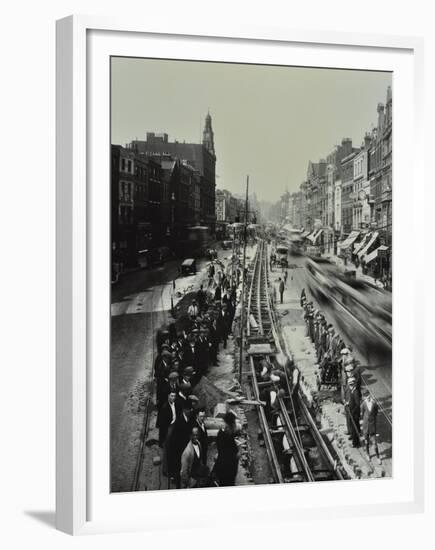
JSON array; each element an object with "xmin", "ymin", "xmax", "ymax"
[{"xmin": 111, "ymin": 57, "xmax": 391, "ymax": 202}]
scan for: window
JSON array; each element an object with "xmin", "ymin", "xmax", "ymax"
[
  {"xmin": 127, "ymin": 160, "xmax": 132, "ymax": 173},
  {"xmin": 121, "ymin": 158, "xmax": 125, "ymax": 171}
]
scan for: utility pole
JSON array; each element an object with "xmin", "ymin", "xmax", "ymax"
[{"xmin": 239, "ymin": 175, "xmax": 249, "ymax": 384}]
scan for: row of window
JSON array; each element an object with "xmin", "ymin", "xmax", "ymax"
[{"xmin": 120, "ymin": 158, "xmax": 133, "ymax": 173}]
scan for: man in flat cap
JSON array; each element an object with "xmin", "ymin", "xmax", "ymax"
[{"xmin": 361, "ymin": 391, "xmax": 381, "ymax": 463}]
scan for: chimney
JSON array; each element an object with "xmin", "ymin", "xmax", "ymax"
[
  {"xmin": 364, "ymin": 132, "xmax": 371, "ymax": 150},
  {"xmin": 341, "ymin": 137, "xmax": 352, "ymax": 156},
  {"xmin": 386, "ymin": 85, "xmax": 392, "ymax": 103},
  {"xmin": 377, "ymin": 103, "xmax": 385, "ymax": 131}
]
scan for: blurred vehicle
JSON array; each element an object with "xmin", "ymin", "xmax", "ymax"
[
  {"xmin": 282, "ymin": 226, "xmax": 304, "ymax": 255},
  {"xmin": 275, "ymin": 245, "xmax": 289, "ymax": 267},
  {"xmin": 137, "ymin": 248, "xmax": 164, "ymax": 269},
  {"xmin": 305, "ymin": 258, "xmax": 391, "ymax": 350},
  {"xmin": 174, "ymin": 225, "xmax": 211, "ymax": 259},
  {"xmin": 290, "ymin": 240, "xmax": 304, "ymax": 255},
  {"xmin": 221, "ymin": 240, "xmax": 233, "ymax": 250},
  {"xmin": 305, "ymin": 259, "xmax": 335, "ymax": 301},
  {"xmin": 180, "ymin": 258, "xmax": 197, "ymax": 276},
  {"xmin": 305, "ymin": 245, "xmax": 321, "ymax": 259}
]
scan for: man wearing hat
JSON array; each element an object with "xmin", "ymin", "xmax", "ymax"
[
  {"xmin": 194, "ymin": 407, "xmax": 209, "ymax": 465},
  {"xmin": 344, "ymin": 378, "xmax": 361, "ymax": 447},
  {"xmin": 156, "ymin": 329, "xmax": 170, "ymax": 353},
  {"xmin": 218, "ymin": 304, "xmax": 231, "ymax": 349},
  {"xmin": 154, "ymin": 346, "xmax": 171, "ymax": 377},
  {"xmin": 154, "ymin": 349, "xmax": 172, "ymax": 411},
  {"xmin": 208, "ymin": 315, "xmax": 220, "ymax": 365},
  {"xmin": 183, "ymin": 365, "xmax": 199, "ymax": 388},
  {"xmin": 195, "ymin": 327, "xmax": 210, "ymax": 377},
  {"xmin": 339, "ymin": 348, "xmax": 351, "ymax": 398},
  {"xmin": 167, "ymin": 400, "xmax": 194, "ymax": 488},
  {"xmin": 182, "ymin": 332, "xmax": 197, "ymax": 370},
  {"xmin": 158, "ymin": 370, "xmax": 179, "ymax": 408},
  {"xmin": 317, "ymin": 319, "xmax": 328, "ymax": 361},
  {"xmin": 188, "ymin": 393, "xmax": 200, "ymax": 413},
  {"xmin": 158, "ymin": 390, "xmax": 178, "ymax": 447},
  {"xmin": 304, "ymin": 304, "xmax": 314, "ymax": 340},
  {"xmin": 314, "ymin": 313, "xmax": 322, "ymax": 347},
  {"xmin": 344, "ymin": 357, "xmax": 362, "ymax": 396},
  {"xmin": 361, "ymin": 391, "xmax": 381, "ymax": 463},
  {"xmin": 176, "ymin": 381, "xmax": 192, "ymax": 412}
]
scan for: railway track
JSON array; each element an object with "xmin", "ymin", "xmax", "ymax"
[{"xmin": 246, "ymin": 240, "xmax": 344, "ymax": 483}]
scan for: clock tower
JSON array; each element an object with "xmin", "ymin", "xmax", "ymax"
[{"xmin": 202, "ymin": 111, "xmax": 215, "ymax": 156}]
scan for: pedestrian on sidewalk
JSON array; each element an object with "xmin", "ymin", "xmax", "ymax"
[
  {"xmin": 278, "ymin": 278, "xmax": 285, "ymax": 304},
  {"xmin": 269, "ymin": 283, "xmax": 277, "ymax": 306},
  {"xmin": 361, "ymin": 391, "xmax": 381, "ymax": 463},
  {"xmin": 283, "ymin": 269, "xmax": 288, "ymax": 286},
  {"xmin": 344, "ymin": 379, "xmax": 361, "ymax": 448}
]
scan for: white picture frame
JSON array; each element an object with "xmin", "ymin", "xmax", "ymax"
[{"xmin": 56, "ymin": 15, "xmax": 425, "ymax": 535}]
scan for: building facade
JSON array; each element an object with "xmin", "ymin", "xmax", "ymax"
[
  {"xmin": 341, "ymin": 150, "xmax": 359, "ymax": 236},
  {"xmin": 128, "ymin": 113, "xmax": 217, "ymax": 230},
  {"xmin": 270, "ymin": 86, "xmax": 391, "ymax": 281},
  {"xmin": 352, "ymin": 137, "xmax": 371, "ymax": 231}
]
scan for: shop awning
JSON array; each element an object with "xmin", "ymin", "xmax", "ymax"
[
  {"xmin": 339, "ymin": 230, "xmax": 360, "ymax": 251},
  {"xmin": 357, "ymin": 231, "xmax": 379, "ymax": 259},
  {"xmin": 305, "ymin": 231, "xmax": 315, "ymax": 242},
  {"xmin": 365, "ymin": 245, "xmax": 389, "ymax": 264},
  {"xmin": 307, "ymin": 229, "xmax": 322, "ymax": 244},
  {"xmin": 353, "ymin": 232, "xmax": 371, "ymax": 254},
  {"xmin": 312, "ymin": 229, "xmax": 324, "ymax": 245}
]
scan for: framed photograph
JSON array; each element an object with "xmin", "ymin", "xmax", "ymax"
[{"xmin": 56, "ymin": 15, "xmax": 425, "ymax": 535}]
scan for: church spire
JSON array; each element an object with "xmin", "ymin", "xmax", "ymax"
[{"xmin": 202, "ymin": 111, "xmax": 215, "ymax": 156}]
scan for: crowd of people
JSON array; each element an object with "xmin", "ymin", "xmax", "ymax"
[
  {"xmin": 154, "ymin": 259, "xmax": 242, "ymax": 489},
  {"xmin": 300, "ymin": 288, "xmax": 381, "ymax": 463}
]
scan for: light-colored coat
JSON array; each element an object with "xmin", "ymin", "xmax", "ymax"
[{"xmin": 180, "ymin": 440, "xmax": 202, "ymax": 488}]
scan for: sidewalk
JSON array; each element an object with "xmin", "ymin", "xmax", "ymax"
[{"xmin": 269, "ymin": 267, "xmax": 387, "ymax": 480}]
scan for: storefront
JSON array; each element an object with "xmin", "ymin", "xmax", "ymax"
[
  {"xmin": 338, "ymin": 230, "xmax": 360, "ymax": 260},
  {"xmin": 364, "ymin": 244, "xmax": 389, "ymax": 282}
]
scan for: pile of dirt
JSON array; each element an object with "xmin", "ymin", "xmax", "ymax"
[{"xmin": 192, "ymin": 375, "xmax": 234, "ymax": 415}]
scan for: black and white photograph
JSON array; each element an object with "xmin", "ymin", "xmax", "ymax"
[{"xmin": 110, "ymin": 57, "xmax": 392, "ymax": 492}]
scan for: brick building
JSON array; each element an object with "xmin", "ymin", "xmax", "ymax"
[{"xmin": 127, "ymin": 113, "xmax": 216, "ymax": 230}]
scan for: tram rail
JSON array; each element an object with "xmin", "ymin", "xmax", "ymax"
[{"xmin": 246, "ymin": 240, "xmax": 344, "ymax": 483}]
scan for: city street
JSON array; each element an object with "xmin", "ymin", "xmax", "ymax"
[
  {"xmin": 111, "ymin": 262, "xmax": 177, "ymax": 491},
  {"xmin": 271, "ymin": 253, "xmax": 392, "ymax": 475},
  {"xmin": 110, "ymin": 249, "xmax": 233, "ymax": 492},
  {"xmin": 109, "ymin": 60, "xmax": 394, "ymax": 491}
]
